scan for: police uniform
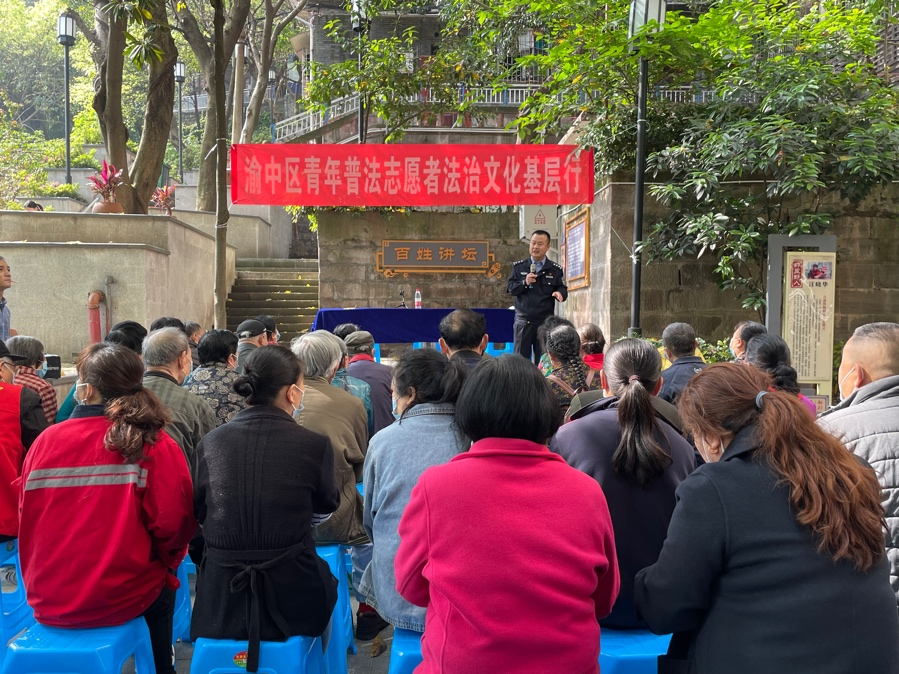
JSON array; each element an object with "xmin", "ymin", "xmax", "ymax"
[{"xmin": 506, "ymin": 257, "xmax": 568, "ymax": 363}]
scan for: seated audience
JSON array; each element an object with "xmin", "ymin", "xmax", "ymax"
[
  {"xmin": 292, "ymin": 331, "xmax": 387, "ymax": 638},
  {"xmin": 361, "ymin": 349, "xmax": 469, "ymax": 634},
  {"xmin": 536, "ymin": 315, "xmax": 574, "ymax": 375},
  {"xmin": 635, "ymin": 364, "xmax": 899, "ymax": 673},
  {"xmin": 23, "ymin": 201, "xmax": 43, "ymax": 211},
  {"xmin": 184, "ymin": 321, "xmax": 205, "ymax": 367},
  {"xmin": 730, "ymin": 320, "xmax": 766, "ymax": 363},
  {"xmin": 142, "ymin": 327, "xmax": 217, "ymax": 461},
  {"xmin": 543, "ymin": 323, "xmax": 602, "ymax": 414},
  {"xmin": 551, "ymin": 338, "xmax": 695, "ymax": 628},
  {"xmin": 234, "ymin": 319, "xmax": 268, "ymax": 374},
  {"xmin": 745, "ymin": 333, "xmax": 816, "ymax": 416},
  {"xmin": 7, "ymin": 335, "xmax": 57, "ymax": 423},
  {"xmin": 331, "ymin": 336, "xmax": 375, "ymax": 440},
  {"xmin": 191, "ymin": 346, "xmax": 339, "ymax": 673},
  {"xmin": 57, "ymin": 320, "xmax": 148, "ymax": 423},
  {"xmin": 19, "ymin": 343, "xmax": 195, "ymax": 674},
  {"xmin": 149, "ymin": 316, "xmax": 187, "ymax": 333},
  {"xmin": 396, "ymin": 354, "xmax": 619, "ymax": 673},
  {"xmin": 437, "ymin": 308, "xmax": 490, "ymax": 370},
  {"xmin": 183, "ymin": 329, "xmax": 247, "ymax": 425},
  {"xmin": 333, "ymin": 323, "xmax": 361, "ymax": 341},
  {"xmin": 345, "ymin": 330, "xmax": 394, "ymax": 435},
  {"xmin": 577, "ymin": 323, "xmax": 605, "ymax": 371},
  {"xmin": 658, "ymin": 322, "xmax": 706, "ymax": 405},
  {"xmin": 255, "ymin": 314, "xmax": 280, "ymax": 344},
  {"xmin": 820, "ymin": 322, "xmax": 899, "ymax": 606}
]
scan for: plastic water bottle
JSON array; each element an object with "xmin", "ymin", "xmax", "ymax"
[{"xmin": 414, "ymin": 288, "xmax": 422, "ymax": 309}]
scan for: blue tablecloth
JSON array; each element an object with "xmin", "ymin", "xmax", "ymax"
[{"xmin": 312, "ymin": 308, "xmax": 515, "ymax": 344}]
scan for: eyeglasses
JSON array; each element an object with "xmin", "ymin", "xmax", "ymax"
[{"xmin": 0, "ymin": 361, "xmax": 16, "ymax": 376}]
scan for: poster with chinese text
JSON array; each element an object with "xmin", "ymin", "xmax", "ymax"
[{"xmin": 782, "ymin": 252, "xmax": 836, "ymax": 387}]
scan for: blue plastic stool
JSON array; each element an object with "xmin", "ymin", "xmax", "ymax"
[
  {"xmin": 599, "ymin": 629, "xmax": 672, "ymax": 674},
  {"xmin": 0, "ymin": 540, "xmax": 35, "ymax": 657},
  {"xmin": 484, "ymin": 342, "xmax": 514, "ymax": 357},
  {"xmin": 1, "ymin": 617, "xmax": 155, "ymax": 674},
  {"xmin": 372, "ymin": 344, "xmax": 382, "ymax": 363},
  {"xmin": 172, "ymin": 558, "xmax": 192, "ymax": 644},
  {"xmin": 190, "ymin": 635, "xmax": 325, "ymax": 674},
  {"xmin": 316, "ymin": 544, "xmax": 355, "ymax": 674},
  {"xmin": 387, "ymin": 628, "xmax": 423, "ymax": 674}
]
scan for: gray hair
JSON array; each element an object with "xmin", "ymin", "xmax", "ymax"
[
  {"xmin": 662, "ymin": 322, "xmax": 697, "ymax": 359},
  {"xmin": 853, "ymin": 322, "xmax": 899, "ymax": 345},
  {"xmin": 6, "ymin": 336, "xmax": 44, "ymax": 368},
  {"xmin": 143, "ymin": 327, "xmax": 190, "ymax": 367},
  {"xmin": 291, "ymin": 331, "xmax": 342, "ymax": 379}
]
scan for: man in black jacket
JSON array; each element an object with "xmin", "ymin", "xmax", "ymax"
[
  {"xmin": 658, "ymin": 322, "xmax": 706, "ymax": 405},
  {"xmin": 506, "ymin": 230, "xmax": 567, "ymax": 363}
]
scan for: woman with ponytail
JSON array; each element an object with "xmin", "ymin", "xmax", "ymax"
[
  {"xmin": 550, "ymin": 338, "xmax": 695, "ymax": 628},
  {"xmin": 190, "ymin": 346, "xmax": 340, "ymax": 673},
  {"xmin": 745, "ymin": 333, "xmax": 818, "ymax": 416},
  {"xmin": 544, "ymin": 323, "xmax": 602, "ymax": 413},
  {"xmin": 636, "ymin": 363, "xmax": 899, "ymax": 673},
  {"xmin": 18, "ymin": 343, "xmax": 196, "ymax": 674},
  {"xmin": 359, "ymin": 348, "xmax": 469, "ymax": 633}
]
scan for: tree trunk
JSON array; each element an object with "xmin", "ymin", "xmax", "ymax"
[
  {"xmin": 196, "ymin": 66, "xmax": 219, "ymax": 211},
  {"xmin": 213, "ymin": 0, "xmax": 230, "ymax": 329},
  {"xmin": 127, "ymin": 3, "xmax": 177, "ymax": 213}
]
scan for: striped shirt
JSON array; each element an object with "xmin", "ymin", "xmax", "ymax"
[{"xmin": 15, "ymin": 367, "xmax": 57, "ymax": 425}]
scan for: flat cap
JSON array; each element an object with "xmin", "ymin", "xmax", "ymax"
[
  {"xmin": 344, "ymin": 330, "xmax": 375, "ymax": 353},
  {"xmin": 235, "ymin": 319, "xmax": 266, "ymax": 339}
]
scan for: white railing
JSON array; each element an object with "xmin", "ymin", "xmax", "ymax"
[
  {"xmin": 273, "ymin": 93, "xmax": 360, "ymax": 142},
  {"xmin": 274, "ymin": 85, "xmax": 542, "ymax": 143}
]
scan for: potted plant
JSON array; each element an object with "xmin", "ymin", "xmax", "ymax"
[
  {"xmin": 150, "ymin": 185, "xmax": 176, "ymax": 216},
  {"xmin": 88, "ymin": 159, "xmax": 124, "ymax": 213}
]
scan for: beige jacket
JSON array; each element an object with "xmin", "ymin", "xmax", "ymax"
[{"xmin": 298, "ymin": 376, "xmax": 369, "ymax": 545}]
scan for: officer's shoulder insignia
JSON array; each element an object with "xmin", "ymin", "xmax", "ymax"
[
  {"xmin": 550, "ymin": 261, "xmax": 563, "ymax": 270},
  {"xmin": 514, "ymin": 259, "xmax": 528, "ymax": 266}
]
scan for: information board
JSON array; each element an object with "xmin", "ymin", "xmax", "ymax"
[
  {"xmin": 782, "ymin": 251, "xmax": 836, "ymax": 388},
  {"xmin": 565, "ymin": 207, "xmax": 589, "ymax": 289}
]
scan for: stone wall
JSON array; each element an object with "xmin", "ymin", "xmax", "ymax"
[
  {"xmin": 564, "ymin": 181, "xmax": 899, "ymax": 342},
  {"xmin": 317, "ymin": 210, "xmax": 522, "ymax": 310},
  {"xmin": 0, "ymin": 211, "xmax": 236, "ymax": 359},
  {"xmin": 171, "ymin": 209, "xmax": 272, "ymax": 259}
]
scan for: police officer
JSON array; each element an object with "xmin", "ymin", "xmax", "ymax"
[{"xmin": 506, "ymin": 230, "xmax": 567, "ymax": 363}]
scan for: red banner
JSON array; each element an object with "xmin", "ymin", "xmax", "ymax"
[{"xmin": 231, "ymin": 144, "xmax": 593, "ymax": 207}]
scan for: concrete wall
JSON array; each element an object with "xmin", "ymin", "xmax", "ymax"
[
  {"xmin": 174, "ymin": 186, "xmax": 298, "ymax": 259},
  {"xmin": 0, "ymin": 211, "xmax": 236, "ymax": 359},
  {"xmin": 45, "ymin": 168, "xmax": 96, "ymax": 204},
  {"xmin": 565, "ymin": 181, "xmax": 899, "ymax": 342},
  {"xmin": 317, "ymin": 210, "xmax": 521, "ymax": 310},
  {"xmin": 169, "ymin": 209, "xmax": 272, "ymax": 259}
]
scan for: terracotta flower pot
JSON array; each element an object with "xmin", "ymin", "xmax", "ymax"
[{"xmin": 92, "ymin": 200, "xmax": 124, "ymax": 214}]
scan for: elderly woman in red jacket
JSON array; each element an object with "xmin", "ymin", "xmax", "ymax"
[{"xmin": 395, "ymin": 354, "xmax": 619, "ymax": 674}]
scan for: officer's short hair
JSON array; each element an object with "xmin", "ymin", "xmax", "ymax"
[{"xmin": 531, "ymin": 229, "xmax": 551, "ymax": 245}]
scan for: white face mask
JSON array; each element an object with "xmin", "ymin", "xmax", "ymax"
[
  {"xmin": 838, "ymin": 365, "xmax": 857, "ymax": 403},
  {"xmin": 290, "ymin": 384, "xmax": 304, "ymax": 419}
]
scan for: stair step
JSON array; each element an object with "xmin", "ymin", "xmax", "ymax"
[
  {"xmin": 237, "ymin": 271, "xmax": 320, "ymax": 281},
  {"xmin": 228, "ymin": 294, "xmax": 318, "ymax": 303},
  {"xmin": 230, "ymin": 285, "xmax": 318, "ymax": 293},
  {"xmin": 229, "ymin": 310, "xmax": 319, "ymax": 319},
  {"xmin": 237, "ymin": 258, "xmax": 319, "ymax": 270}
]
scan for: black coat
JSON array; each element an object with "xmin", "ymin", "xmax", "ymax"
[
  {"xmin": 506, "ymin": 257, "xmax": 567, "ymax": 322},
  {"xmin": 635, "ymin": 425, "xmax": 899, "ymax": 674},
  {"xmin": 190, "ymin": 405, "xmax": 340, "ymax": 669},
  {"xmin": 347, "ymin": 357, "xmax": 394, "ymax": 435},
  {"xmin": 550, "ymin": 397, "xmax": 696, "ymax": 628},
  {"xmin": 657, "ymin": 357, "xmax": 706, "ymax": 405}
]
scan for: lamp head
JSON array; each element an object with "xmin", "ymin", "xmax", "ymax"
[
  {"xmin": 628, "ymin": 0, "xmax": 667, "ymax": 41},
  {"xmin": 57, "ymin": 12, "xmax": 76, "ymax": 47},
  {"xmin": 174, "ymin": 60, "xmax": 186, "ymax": 83}
]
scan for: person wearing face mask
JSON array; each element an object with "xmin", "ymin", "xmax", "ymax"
[
  {"xmin": 635, "ymin": 363, "xmax": 899, "ymax": 673},
  {"xmin": 141, "ymin": 327, "xmax": 216, "ymax": 463},
  {"xmin": 183, "ymin": 329, "xmax": 247, "ymax": 425},
  {"xmin": 360, "ymin": 349, "xmax": 469, "ymax": 637},
  {"xmin": 819, "ymin": 322, "xmax": 899, "ymax": 606},
  {"xmin": 6, "ymin": 336, "xmax": 57, "ymax": 424},
  {"xmin": 191, "ymin": 345, "xmax": 340, "ymax": 673}
]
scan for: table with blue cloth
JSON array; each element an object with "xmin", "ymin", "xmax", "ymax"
[{"xmin": 312, "ymin": 308, "xmax": 515, "ymax": 344}]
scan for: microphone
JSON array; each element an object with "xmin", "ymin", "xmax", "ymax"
[{"xmin": 528, "ymin": 263, "xmax": 536, "ymax": 289}]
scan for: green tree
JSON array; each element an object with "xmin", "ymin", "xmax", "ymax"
[{"xmin": 642, "ymin": 0, "xmax": 899, "ymax": 311}]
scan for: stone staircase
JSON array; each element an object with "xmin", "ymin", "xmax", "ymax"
[{"xmin": 227, "ymin": 259, "xmax": 320, "ymax": 344}]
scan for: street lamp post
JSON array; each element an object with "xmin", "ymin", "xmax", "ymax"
[
  {"xmin": 352, "ymin": 0, "xmax": 369, "ymax": 143},
  {"xmin": 627, "ymin": 0, "xmax": 666, "ymax": 338},
  {"xmin": 268, "ymin": 69, "xmax": 276, "ymax": 143},
  {"xmin": 56, "ymin": 12, "xmax": 76, "ymax": 185},
  {"xmin": 174, "ymin": 61, "xmax": 186, "ymax": 182}
]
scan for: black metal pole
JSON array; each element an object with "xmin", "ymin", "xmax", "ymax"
[
  {"xmin": 64, "ymin": 43, "xmax": 72, "ymax": 185},
  {"xmin": 269, "ymin": 89, "xmax": 275, "ymax": 143},
  {"xmin": 357, "ymin": 31, "xmax": 364, "ymax": 143},
  {"xmin": 177, "ymin": 80, "xmax": 184, "ymax": 181},
  {"xmin": 629, "ymin": 56, "xmax": 649, "ymax": 338}
]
